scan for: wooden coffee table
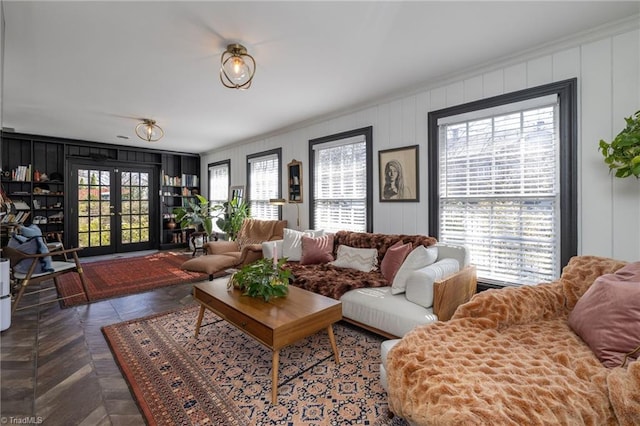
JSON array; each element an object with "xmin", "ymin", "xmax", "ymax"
[{"xmin": 192, "ymin": 278, "xmax": 343, "ymax": 403}]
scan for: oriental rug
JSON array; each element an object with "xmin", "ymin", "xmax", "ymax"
[
  {"xmin": 56, "ymin": 251, "xmax": 207, "ymax": 307},
  {"xmin": 102, "ymin": 305, "xmax": 404, "ymax": 425}
]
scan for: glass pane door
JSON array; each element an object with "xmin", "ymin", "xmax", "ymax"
[
  {"xmin": 70, "ymin": 162, "xmax": 157, "ymax": 256},
  {"xmin": 76, "ymin": 167, "xmax": 113, "ymax": 255},
  {"xmin": 118, "ymin": 169, "xmax": 151, "ymax": 252}
]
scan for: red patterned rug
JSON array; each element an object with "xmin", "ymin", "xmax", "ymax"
[
  {"xmin": 102, "ymin": 305, "xmax": 404, "ymax": 425},
  {"xmin": 56, "ymin": 252, "xmax": 207, "ymax": 307}
]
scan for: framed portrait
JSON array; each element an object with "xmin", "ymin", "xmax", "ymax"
[
  {"xmin": 379, "ymin": 145, "xmax": 419, "ymax": 202},
  {"xmin": 229, "ymin": 185, "xmax": 244, "ymax": 201}
]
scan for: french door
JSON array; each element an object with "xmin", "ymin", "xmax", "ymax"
[{"xmin": 69, "ymin": 162, "xmax": 158, "ymax": 256}]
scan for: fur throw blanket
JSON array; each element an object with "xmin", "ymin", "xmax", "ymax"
[
  {"xmin": 287, "ymin": 231, "xmax": 437, "ymax": 300},
  {"xmin": 386, "ymin": 256, "xmax": 640, "ymax": 425}
]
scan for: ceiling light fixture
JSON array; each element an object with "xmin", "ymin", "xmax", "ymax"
[
  {"xmin": 135, "ymin": 119, "xmax": 164, "ymax": 142},
  {"xmin": 220, "ymin": 43, "xmax": 256, "ymax": 90}
]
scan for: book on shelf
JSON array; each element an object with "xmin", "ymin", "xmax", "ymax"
[
  {"xmin": 1, "ymin": 210, "xmax": 30, "ymax": 224},
  {"xmin": 11, "ymin": 165, "xmax": 32, "ymax": 182},
  {"xmin": 181, "ymin": 174, "xmax": 198, "ymax": 187}
]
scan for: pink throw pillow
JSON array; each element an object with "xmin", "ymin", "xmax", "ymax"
[
  {"xmin": 300, "ymin": 234, "xmax": 334, "ymax": 265},
  {"xmin": 380, "ymin": 240, "xmax": 412, "ymax": 283},
  {"xmin": 568, "ymin": 261, "xmax": 640, "ymax": 368}
]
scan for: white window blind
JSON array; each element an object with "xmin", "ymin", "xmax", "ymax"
[
  {"xmin": 248, "ymin": 153, "xmax": 279, "ymax": 220},
  {"xmin": 313, "ymin": 137, "xmax": 367, "ymax": 233},
  {"xmin": 208, "ymin": 162, "xmax": 229, "ymax": 232},
  {"xmin": 438, "ymin": 96, "xmax": 560, "ymax": 285}
]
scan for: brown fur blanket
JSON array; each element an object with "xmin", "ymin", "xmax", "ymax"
[
  {"xmin": 387, "ymin": 256, "xmax": 640, "ymax": 425},
  {"xmin": 287, "ymin": 231, "xmax": 437, "ymax": 300}
]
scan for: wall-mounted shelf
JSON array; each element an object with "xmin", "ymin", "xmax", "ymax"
[{"xmin": 287, "ymin": 160, "xmax": 302, "ymax": 203}]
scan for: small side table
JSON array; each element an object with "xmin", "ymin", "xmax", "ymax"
[{"xmin": 190, "ymin": 232, "xmax": 217, "ymax": 257}]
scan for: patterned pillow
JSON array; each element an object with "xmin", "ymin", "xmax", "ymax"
[
  {"xmin": 331, "ymin": 245, "xmax": 379, "ymax": 272},
  {"xmin": 282, "ymin": 228, "xmax": 325, "ymax": 261}
]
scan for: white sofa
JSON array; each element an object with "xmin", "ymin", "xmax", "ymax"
[
  {"xmin": 264, "ymin": 234, "xmax": 477, "ymax": 339},
  {"xmin": 339, "ymin": 243, "xmax": 475, "ymax": 338}
]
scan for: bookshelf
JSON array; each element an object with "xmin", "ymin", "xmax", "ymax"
[{"xmin": 160, "ymin": 154, "xmax": 200, "ymax": 249}]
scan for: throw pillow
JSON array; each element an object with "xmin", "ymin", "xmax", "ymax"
[
  {"xmin": 282, "ymin": 229, "xmax": 308, "ymax": 261},
  {"xmin": 391, "ymin": 245, "xmax": 438, "ymax": 295},
  {"xmin": 331, "ymin": 245, "xmax": 378, "ymax": 272},
  {"xmin": 568, "ymin": 261, "xmax": 640, "ymax": 368},
  {"xmin": 300, "ymin": 234, "xmax": 334, "ymax": 265},
  {"xmin": 380, "ymin": 240, "xmax": 412, "ymax": 283},
  {"xmin": 282, "ymin": 228, "xmax": 326, "ymax": 261}
]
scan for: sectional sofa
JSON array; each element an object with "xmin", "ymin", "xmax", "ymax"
[{"xmin": 263, "ymin": 229, "xmax": 477, "ymax": 338}]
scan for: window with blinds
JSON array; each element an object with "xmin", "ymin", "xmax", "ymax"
[
  {"xmin": 310, "ymin": 128, "xmax": 372, "ymax": 233},
  {"xmin": 208, "ymin": 160, "xmax": 229, "ymax": 232},
  {"xmin": 247, "ymin": 150, "xmax": 280, "ymax": 220},
  {"xmin": 429, "ymin": 80, "xmax": 577, "ymax": 287}
]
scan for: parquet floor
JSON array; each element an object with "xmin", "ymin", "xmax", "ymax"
[{"xmin": 0, "ymin": 251, "xmax": 203, "ymax": 425}]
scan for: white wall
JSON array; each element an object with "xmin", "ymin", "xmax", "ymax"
[{"xmin": 202, "ymin": 18, "xmax": 640, "ymax": 262}]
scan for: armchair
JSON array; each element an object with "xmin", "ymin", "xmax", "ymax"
[
  {"xmin": 181, "ymin": 218, "xmax": 287, "ymax": 280},
  {"xmin": 3, "ymin": 245, "xmax": 89, "ymax": 313}
]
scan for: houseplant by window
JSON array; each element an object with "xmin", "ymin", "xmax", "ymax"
[
  {"xmin": 599, "ymin": 110, "xmax": 640, "ymax": 178},
  {"xmin": 213, "ymin": 196, "xmax": 249, "ymax": 240},
  {"xmin": 173, "ymin": 194, "xmax": 213, "ymax": 237},
  {"xmin": 229, "ymin": 257, "xmax": 292, "ymax": 301}
]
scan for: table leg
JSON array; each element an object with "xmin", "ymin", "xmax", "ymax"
[
  {"xmin": 272, "ymin": 350, "xmax": 280, "ymax": 404},
  {"xmin": 194, "ymin": 305, "xmax": 205, "ymax": 338},
  {"xmin": 327, "ymin": 325, "xmax": 340, "ymax": 364}
]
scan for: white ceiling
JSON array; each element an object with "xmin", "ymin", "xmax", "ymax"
[{"xmin": 2, "ymin": 1, "xmax": 639, "ymax": 154}]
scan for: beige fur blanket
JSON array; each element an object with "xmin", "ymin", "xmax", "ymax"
[{"xmin": 387, "ymin": 256, "xmax": 640, "ymax": 425}]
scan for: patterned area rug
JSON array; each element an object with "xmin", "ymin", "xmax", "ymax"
[
  {"xmin": 56, "ymin": 251, "xmax": 207, "ymax": 307},
  {"xmin": 102, "ymin": 305, "xmax": 405, "ymax": 425}
]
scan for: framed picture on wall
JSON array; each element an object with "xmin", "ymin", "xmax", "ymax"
[{"xmin": 379, "ymin": 145, "xmax": 419, "ymax": 202}]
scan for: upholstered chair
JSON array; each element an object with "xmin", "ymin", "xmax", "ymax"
[{"xmin": 181, "ymin": 218, "xmax": 287, "ymax": 280}]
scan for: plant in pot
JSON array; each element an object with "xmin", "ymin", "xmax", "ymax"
[
  {"xmin": 229, "ymin": 257, "xmax": 292, "ymax": 302},
  {"xmin": 173, "ymin": 194, "xmax": 213, "ymax": 238},
  {"xmin": 599, "ymin": 110, "xmax": 640, "ymax": 178},
  {"xmin": 212, "ymin": 196, "xmax": 249, "ymax": 241}
]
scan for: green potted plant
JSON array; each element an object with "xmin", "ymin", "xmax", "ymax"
[
  {"xmin": 229, "ymin": 257, "xmax": 292, "ymax": 301},
  {"xmin": 173, "ymin": 194, "xmax": 213, "ymax": 237},
  {"xmin": 599, "ymin": 110, "xmax": 640, "ymax": 178},
  {"xmin": 212, "ymin": 196, "xmax": 249, "ymax": 240}
]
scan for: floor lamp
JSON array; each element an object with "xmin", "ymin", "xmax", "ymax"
[{"xmin": 269, "ymin": 198, "xmax": 300, "ymax": 230}]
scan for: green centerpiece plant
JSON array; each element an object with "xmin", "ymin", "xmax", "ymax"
[
  {"xmin": 230, "ymin": 257, "xmax": 292, "ymax": 302},
  {"xmin": 599, "ymin": 110, "xmax": 640, "ymax": 178}
]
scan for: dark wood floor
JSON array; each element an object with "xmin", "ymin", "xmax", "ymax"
[{"xmin": 0, "ymin": 253, "xmax": 201, "ymax": 425}]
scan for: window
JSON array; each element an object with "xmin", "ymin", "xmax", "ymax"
[
  {"xmin": 428, "ymin": 79, "xmax": 577, "ymax": 286},
  {"xmin": 247, "ymin": 149, "xmax": 281, "ymax": 220},
  {"xmin": 309, "ymin": 127, "xmax": 373, "ymax": 233},
  {"xmin": 208, "ymin": 160, "xmax": 230, "ymax": 232}
]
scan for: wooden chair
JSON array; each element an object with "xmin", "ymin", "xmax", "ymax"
[{"xmin": 2, "ymin": 246, "xmax": 89, "ymax": 314}]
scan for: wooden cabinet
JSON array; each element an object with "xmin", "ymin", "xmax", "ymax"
[{"xmin": 287, "ymin": 160, "xmax": 302, "ymax": 203}]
